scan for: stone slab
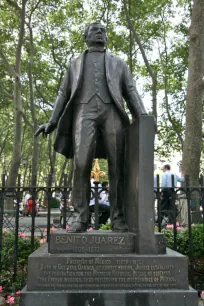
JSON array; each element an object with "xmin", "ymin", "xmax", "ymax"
[
  {"xmin": 20, "ymin": 286, "xmax": 198, "ymax": 306},
  {"xmin": 27, "ymin": 244, "xmax": 189, "ymax": 291},
  {"xmin": 125, "ymin": 116, "xmax": 157, "ymax": 254},
  {"xmin": 49, "ymin": 230, "xmax": 136, "ymax": 254}
]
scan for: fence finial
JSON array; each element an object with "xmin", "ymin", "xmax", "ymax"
[{"xmin": 91, "ymin": 159, "xmax": 105, "ymax": 181}]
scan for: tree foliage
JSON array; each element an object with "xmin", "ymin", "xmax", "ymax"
[{"xmin": 0, "ymin": 0, "xmax": 202, "ymax": 187}]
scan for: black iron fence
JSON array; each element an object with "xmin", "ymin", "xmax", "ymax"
[
  {"xmin": 154, "ymin": 174, "xmax": 204, "ymax": 291},
  {"xmin": 0, "ymin": 174, "xmax": 106, "ymax": 289},
  {"xmin": 0, "ymin": 173, "xmax": 203, "ymax": 293}
]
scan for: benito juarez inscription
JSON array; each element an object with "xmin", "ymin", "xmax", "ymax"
[
  {"xmin": 35, "ymin": 21, "xmax": 147, "ymax": 233},
  {"xmin": 49, "ymin": 231, "xmax": 135, "ymax": 254}
]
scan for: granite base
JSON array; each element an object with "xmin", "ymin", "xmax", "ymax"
[{"xmin": 20, "ymin": 286, "xmax": 198, "ymax": 306}]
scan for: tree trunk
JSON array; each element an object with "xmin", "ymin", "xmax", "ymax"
[
  {"xmin": 28, "ymin": 23, "xmax": 39, "ymax": 186},
  {"xmin": 48, "ymin": 132, "xmax": 56, "ymax": 183},
  {"xmin": 182, "ymin": 0, "xmax": 204, "ymax": 216},
  {"xmin": 182, "ymin": 0, "xmax": 204, "ymax": 186},
  {"xmin": 123, "ymin": 0, "xmax": 158, "ymax": 122},
  {"xmin": 6, "ymin": 0, "xmax": 26, "ymax": 209},
  {"xmin": 128, "ymin": 0, "xmax": 133, "ymax": 74}
]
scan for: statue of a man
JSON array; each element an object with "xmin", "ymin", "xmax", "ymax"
[{"xmin": 36, "ymin": 22, "xmax": 147, "ymax": 232}]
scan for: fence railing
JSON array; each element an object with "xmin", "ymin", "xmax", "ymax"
[
  {"xmin": 0, "ymin": 173, "xmax": 203, "ymax": 292},
  {"xmin": 0, "ymin": 174, "xmax": 106, "ymax": 286},
  {"xmin": 154, "ymin": 174, "xmax": 204, "ymax": 291}
]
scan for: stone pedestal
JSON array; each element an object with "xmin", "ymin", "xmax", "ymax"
[
  {"xmin": 20, "ymin": 231, "xmax": 198, "ymax": 306},
  {"xmin": 20, "ymin": 118, "xmax": 198, "ymax": 305}
]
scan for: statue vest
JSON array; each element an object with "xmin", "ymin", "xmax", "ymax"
[{"xmin": 75, "ymin": 51, "xmax": 112, "ymax": 104}]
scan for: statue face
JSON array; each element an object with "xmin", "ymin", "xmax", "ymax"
[{"xmin": 86, "ymin": 23, "xmax": 107, "ymax": 47}]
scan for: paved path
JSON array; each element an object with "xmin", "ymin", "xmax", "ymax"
[
  {"xmin": 3, "ymin": 214, "xmax": 74, "ymax": 235},
  {"xmin": 4, "ymin": 216, "xmax": 52, "ymax": 229}
]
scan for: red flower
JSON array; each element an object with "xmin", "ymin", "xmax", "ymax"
[
  {"xmin": 18, "ymin": 232, "xmax": 26, "ymax": 238},
  {"xmin": 166, "ymin": 224, "xmax": 173, "ymax": 229},
  {"xmin": 6, "ymin": 296, "xmax": 15, "ymax": 305},
  {"xmin": 40, "ymin": 238, "xmax": 46, "ymax": 244}
]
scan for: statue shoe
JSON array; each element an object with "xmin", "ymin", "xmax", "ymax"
[
  {"xmin": 67, "ymin": 221, "xmax": 87, "ymax": 233},
  {"xmin": 112, "ymin": 220, "xmax": 128, "ymax": 232}
]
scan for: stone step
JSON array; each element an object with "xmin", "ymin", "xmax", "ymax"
[{"xmin": 20, "ymin": 287, "xmax": 198, "ymax": 306}]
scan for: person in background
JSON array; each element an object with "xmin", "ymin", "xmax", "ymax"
[
  {"xmin": 160, "ymin": 164, "xmax": 185, "ymax": 225},
  {"xmin": 153, "ymin": 174, "xmax": 159, "ymax": 223},
  {"xmin": 154, "ymin": 174, "xmax": 158, "ymax": 190},
  {"xmin": 89, "ymin": 179, "xmax": 110, "ymax": 226},
  {"xmin": 27, "ymin": 197, "xmax": 37, "ymax": 216},
  {"xmin": 52, "ymin": 189, "xmax": 62, "ymax": 201},
  {"xmin": 24, "ymin": 193, "xmax": 31, "ymax": 206},
  {"xmin": 100, "ymin": 181, "xmax": 110, "ymax": 206},
  {"xmin": 22, "ymin": 193, "xmax": 31, "ymax": 216}
]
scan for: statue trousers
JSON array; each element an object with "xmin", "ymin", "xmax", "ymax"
[{"xmin": 72, "ymin": 97, "xmax": 125, "ymax": 225}]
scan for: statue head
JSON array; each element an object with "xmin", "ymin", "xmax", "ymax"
[{"xmin": 84, "ymin": 22, "xmax": 107, "ymax": 48}]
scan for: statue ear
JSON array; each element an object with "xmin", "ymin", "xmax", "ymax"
[{"xmin": 104, "ymin": 31, "xmax": 108, "ymax": 41}]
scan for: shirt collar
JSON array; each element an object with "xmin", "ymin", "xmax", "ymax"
[{"xmin": 88, "ymin": 47, "xmax": 105, "ymax": 53}]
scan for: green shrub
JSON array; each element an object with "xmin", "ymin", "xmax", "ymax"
[
  {"xmin": 162, "ymin": 224, "xmax": 204, "ymax": 290},
  {"xmin": 100, "ymin": 222, "xmax": 111, "ymax": 230},
  {"xmin": 0, "ymin": 232, "xmax": 40, "ymax": 293},
  {"xmin": 178, "ymin": 224, "xmax": 204, "ymax": 259},
  {"xmin": 161, "ymin": 224, "xmax": 204, "ymax": 259},
  {"xmin": 161, "ymin": 228, "xmax": 175, "ymax": 249}
]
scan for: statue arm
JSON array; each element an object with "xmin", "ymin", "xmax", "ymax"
[
  {"xmin": 35, "ymin": 64, "xmax": 71, "ymax": 137},
  {"xmin": 122, "ymin": 62, "xmax": 147, "ymax": 119},
  {"xmin": 46, "ymin": 65, "xmax": 71, "ymax": 132}
]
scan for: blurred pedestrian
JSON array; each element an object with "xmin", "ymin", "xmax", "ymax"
[
  {"xmin": 27, "ymin": 197, "xmax": 37, "ymax": 216},
  {"xmin": 89, "ymin": 179, "xmax": 110, "ymax": 226},
  {"xmin": 160, "ymin": 164, "xmax": 185, "ymax": 225}
]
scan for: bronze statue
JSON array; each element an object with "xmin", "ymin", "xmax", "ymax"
[{"xmin": 35, "ymin": 22, "xmax": 147, "ymax": 233}]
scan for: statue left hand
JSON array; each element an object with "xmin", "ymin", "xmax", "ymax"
[
  {"xmin": 34, "ymin": 124, "xmax": 47, "ymax": 138},
  {"xmin": 35, "ymin": 122, "xmax": 56, "ymax": 138}
]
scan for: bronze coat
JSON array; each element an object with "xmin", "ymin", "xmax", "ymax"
[{"xmin": 47, "ymin": 50, "xmax": 147, "ymax": 158}]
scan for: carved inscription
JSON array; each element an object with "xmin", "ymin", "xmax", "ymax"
[
  {"xmin": 36, "ymin": 257, "xmax": 178, "ymax": 290},
  {"xmin": 54, "ymin": 235, "xmax": 126, "ymax": 253}
]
